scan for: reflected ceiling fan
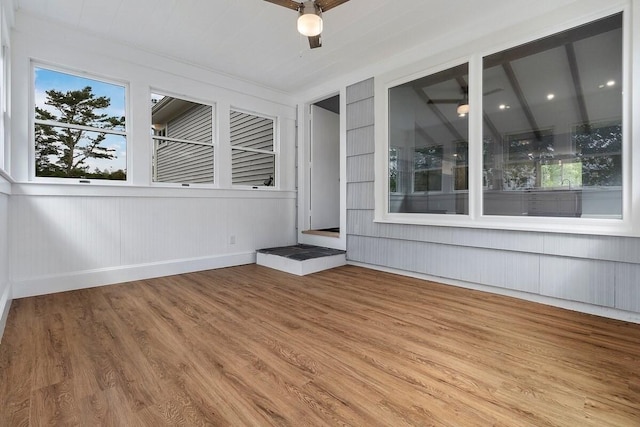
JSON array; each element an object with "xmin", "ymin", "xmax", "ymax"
[
  {"xmin": 428, "ymin": 87, "xmax": 503, "ymax": 117},
  {"xmin": 264, "ymin": 0, "xmax": 351, "ymax": 49}
]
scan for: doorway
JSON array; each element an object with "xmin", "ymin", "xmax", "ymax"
[{"xmin": 305, "ymin": 95, "xmax": 340, "ymax": 237}]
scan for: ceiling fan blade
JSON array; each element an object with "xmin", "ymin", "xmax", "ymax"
[
  {"xmin": 483, "ymin": 88, "xmax": 504, "ymax": 96},
  {"xmin": 263, "ymin": 0, "xmax": 300, "ymax": 11},
  {"xmin": 308, "ymin": 34, "xmax": 322, "ymax": 49},
  {"xmin": 315, "ymin": 0, "xmax": 350, "ymax": 12},
  {"xmin": 427, "ymin": 99, "xmax": 460, "ymax": 104}
]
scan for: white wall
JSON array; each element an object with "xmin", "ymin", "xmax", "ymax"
[
  {"xmin": 0, "ymin": 173, "xmax": 10, "ymax": 340},
  {"xmin": 8, "ymin": 12, "xmax": 298, "ymax": 298}
]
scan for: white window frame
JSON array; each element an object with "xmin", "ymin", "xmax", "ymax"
[
  {"xmin": 0, "ymin": 8, "xmax": 9, "ymax": 174},
  {"xmin": 30, "ymin": 62, "xmax": 130, "ymax": 184},
  {"xmin": 375, "ymin": 4, "xmax": 636, "ymax": 236},
  {"xmin": 149, "ymin": 89, "xmax": 216, "ymax": 187},
  {"xmin": 229, "ymin": 107, "xmax": 279, "ymax": 189}
]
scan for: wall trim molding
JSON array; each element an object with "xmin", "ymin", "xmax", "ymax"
[
  {"xmin": 0, "ymin": 283, "xmax": 11, "ymax": 344},
  {"xmin": 12, "ymin": 252, "xmax": 257, "ymax": 299},
  {"xmin": 348, "ymin": 261, "xmax": 640, "ymax": 325}
]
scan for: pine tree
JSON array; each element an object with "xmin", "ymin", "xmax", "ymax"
[{"xmin": 35, "ymin": 86, "xmax": 125, "ymax": 178}]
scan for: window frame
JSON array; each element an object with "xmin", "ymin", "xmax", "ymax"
[
  {"xmin": 149, "ymin": 89, "xmax": 216, "ymax": 187},
  {"xmin": 229, "ymin": 107, "xmax": 279, "ymax": 189},
  {"xmin": 374, "ymin": 5, "xmax": 635, "ymax": 236},
  {"xmin": 30, "ymin": 62, "xmax": 130, "ymax": 184},
  {"xmin": 0, "ymin": 9, "xmax": 9, "ymax": 174}
]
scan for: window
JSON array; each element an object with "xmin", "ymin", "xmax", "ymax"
[
  {"xmin": 380, "ymin": 11, "xmax": 629, "ymax": 233},
  {"xmin": 34, "ymin": 67, "xmax": 127, "ymax": 180},
  {"xmin": 151, "ymin": 93, "xmax": 214, "ymax": 184},
  {"xmin": 482, "ymin": 13, "xmax": 622, "ymax": 218},
  {"xmin": 230, "ymin": 110, "xmax": 276, "ymax": 187},
  {"xmin": 388, "ymin": 63, "xmax": 469, "ymax": 214}
]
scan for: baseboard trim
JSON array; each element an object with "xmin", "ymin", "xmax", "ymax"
[
  {"xmin": 0, "ymin": 284, "xmax": 12, "ymax": 344},
  {"xmin": 348, "ymin": 261, "xmax": 640, "ymax": 325},
  {"xmin": 12, "ymin": 252, "xmax": 257, "ymax": 299}
]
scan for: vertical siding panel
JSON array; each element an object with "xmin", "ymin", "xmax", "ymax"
[
  {"xmin": 615, "ymin": 263, "xmax": 640, "ymax": 312},
  {"xmin": 539, "ymin": 257, "xmax": 615, "ymax": 307},
  {"xmin": 346, "ymin": 98, "xmax": 375, "ymax": 130}
]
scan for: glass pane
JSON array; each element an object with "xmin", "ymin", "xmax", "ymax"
[
  {"xmin": 35, "ymin": 125, "xmax": 126, "ymax": 180},
  {"xmin": 34, "ymin": 67, "xmax": 126, "ymax": 131},
  {"xmin": 388, "ymin": 63, "xmax": 469, "ymax": 214},
  {"xmin": 482, "ymin": 13, "xmax": 622, "ymax": 218},
  {"xmin": 230, "ymin": 110, "xmax": 274, "ymax": 150},
  {"xmin": 151, "ymin": 94, "xmax": 212, "ymax": 144},
  {"xmin": 232, "ymin": 149, "xmax": 275, "ymax": 186},
  {"xmin": 153, "ymin": 139, "xmax": 213, "ymax": 184}
]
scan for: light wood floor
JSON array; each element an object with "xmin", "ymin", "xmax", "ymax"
[{"xmin": 1, "ymin": 265, "xmax": 639, "ymax": 426}]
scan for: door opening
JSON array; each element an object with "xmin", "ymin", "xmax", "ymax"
[{"xmin": 306, "ymin": 95, "xmax": 340, "ymax": 237}]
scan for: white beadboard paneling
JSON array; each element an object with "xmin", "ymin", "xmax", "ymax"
[
  {"xmin": 347, "ymin": 126, "xmax": 375, "ymax": 157},
  {"xmin": 10, "ymin": 193, "xmax": 296, "ymax": 296},
  {"xmin": 120, "ymin": 197, "xmax": 228, "ymax": 265},
  {"xmin": 12, "ymin": 252, "xmax": 256, "ymax": 299},
  {"xmin": 539, "ymin": 256, "xmax": 615, "ymax": 307},
  {"xmin": 253, "ymin": 198, "xmax": 297, "ymax": 250},
  {"xmin": 615, "ymin": 263, "xmax": 640, "ymax": 312},
  {"xmin": 11, "ymin": 196, "xmax": 121, "ymax": 278},
  {"xmin": 346, "ymin": 98, "xmax": 375, "ymax": 131},
  {"xmin": 346, "ymin": 154, "xmax": 375, "ymax": 183},
  {"xmin": 346, "ymin": 78, "xmax": 374, "ymax": 104},
  {"xmin": 0, "ymin": 192, "xmax": 10, "ymax": 342}
]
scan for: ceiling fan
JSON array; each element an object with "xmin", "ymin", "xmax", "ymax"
[
  {"xmin": 264, "ymin": 0, "xmax": 351, "ymax": 49},
  {"xmin": 428, "ymin": 87, "xmax": 504, "ymax": 117}
]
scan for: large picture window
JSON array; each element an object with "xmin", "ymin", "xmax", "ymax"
[
  {"xmin": 482, "ymin": 13, "xmax": 622, "ymax": 218},
  {"xmin": 34, "ymin": 67, "xmax": 127, "ymax": 180},
  {"xmin": 383, "ymin": 12, "xmax": 625, "ymax": 230},
  {"xmin": 388, "ymin": 63, "xmax": 469, "ymax": 214},
  {"xmin": 230, "ymin": 110, "xmax": 276, "ymax": 187},
  {"xmin": 151, "ymin": 93, "xmax": 214, "ymax": 184}
]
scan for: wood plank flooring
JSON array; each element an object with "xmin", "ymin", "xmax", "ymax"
[{"xmin": 1, "ymin": 264, "xmax": 639, "ymax": 426}]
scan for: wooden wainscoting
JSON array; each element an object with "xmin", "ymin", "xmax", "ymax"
[{"xmin": 1, "ymin": 265, "xmax": 639, "ymax": 426}]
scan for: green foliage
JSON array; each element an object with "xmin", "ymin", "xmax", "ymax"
[{"xmin": 35, "ymin": 86, "xmax": 126, "ymax": 180}]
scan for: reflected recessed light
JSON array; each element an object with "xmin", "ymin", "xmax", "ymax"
[
  {"xmin": 547, "ymin": 93, "xmax": 555, "ymax": 100},
  {"xmin": 458, "ymin": 113, "xmax": 466, "ymax": 118},
  {"xmin": 598, "ymin": 84, "xmax": 605, "ymax": 89},
  {"xmin": 607, "ymin": 80, "xmax": 615, "ymax": 87},
  {"xmin": 499, "ymin": 104, "xmax": 506, "ymax": 110}
]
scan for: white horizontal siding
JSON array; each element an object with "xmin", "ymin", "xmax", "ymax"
[
  {"xmin": 155, "ymin": 103, "xmax": 214, "ymax": 183},
  {"xmin": 230, "ymin": 110, "xmax": 275, "ymax": 186}
]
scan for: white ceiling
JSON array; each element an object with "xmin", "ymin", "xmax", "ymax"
[{"xmin": 14, "ymin": 0, "xmax": 579, "ymax": 93}]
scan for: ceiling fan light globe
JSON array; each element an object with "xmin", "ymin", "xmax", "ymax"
[
  {"xmin": 297, "ymin": 13, "xmax": 323, "ymax": 37},
  {"xmin": 456, "ymin": 103, "xmax": 470, "ymax": 115}
]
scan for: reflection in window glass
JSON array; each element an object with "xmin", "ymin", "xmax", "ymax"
[
  {"xmin": 388, "ymin": 63, "xmax": 469, "ymax": 214},
  {"xmin": 151, "ymin": 93, "xmax": 214, "ymax": 184},
  {"xmin": 483, "ymin": 13, "xmax": 622, "ymax": 218},
  {"xmin": 34, "ymin": 67, "xmax": 127, "ymax": 180}
]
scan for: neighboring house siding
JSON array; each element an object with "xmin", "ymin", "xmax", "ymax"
[
  {"xmin": 345, "ymin": 77, "xmax": 640, "ymax": 315},
  {"xmin": 156, "ymin": 104, "xmax": 213, "ymax": 183},
  {"xmin": 230, "ymin": 111, "xmax": 275, "ymax": 186}
]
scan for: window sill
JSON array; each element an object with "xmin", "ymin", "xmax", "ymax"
[
  {"xmin": 11, "ymin": 181, "xmax": 296, "ymax": 199},
  {"xmin": 375, "ymin": 211, "xmax": 636, "ymax": 237}
]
